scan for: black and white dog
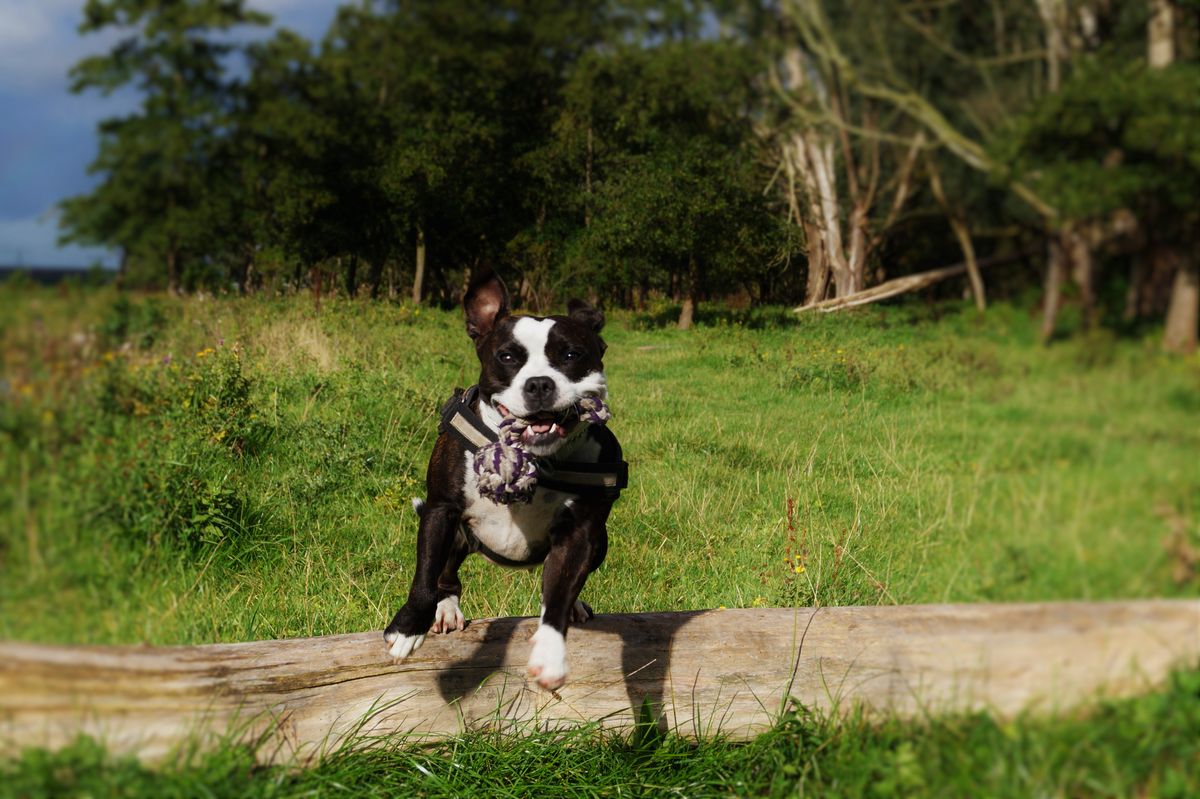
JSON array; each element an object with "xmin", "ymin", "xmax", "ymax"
[{"xmin": 384, "ymin": 272, "xmax": 625, "ymax": 690}]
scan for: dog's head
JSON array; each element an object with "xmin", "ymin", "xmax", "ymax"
[{"xmin": 464, "ymin": 272, "xmax": 608, "ymax": 456}]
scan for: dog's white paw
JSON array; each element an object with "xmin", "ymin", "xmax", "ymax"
[
  {"xmin": 570, "ymin": 599, "xmax": 594, "ymax": 624},
  {"xmin": 431, "ymin": 596, "xmax": 466, "ymax": 633},
  {"xmin": 385, "ymin": 631, "xmax": 426, "ymax": 662},
  {"xmin": 527, "ymin": 625, "xmax": 567, "ymax": 690}
]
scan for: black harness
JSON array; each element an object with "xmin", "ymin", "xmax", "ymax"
[{"xmin": 437, "ymin": 386, "xmax": 629, "ymax": 568}]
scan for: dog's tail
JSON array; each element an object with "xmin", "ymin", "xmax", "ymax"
[{"xmin": 411, "ymin": 497, "xmax": 426, "ymax": 519}]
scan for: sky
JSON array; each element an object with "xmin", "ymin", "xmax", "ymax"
[{"xmin": 0, "ymin": 0, "xmax": 337, "ymax": 268}]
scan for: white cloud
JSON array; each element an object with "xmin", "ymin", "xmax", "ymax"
[{"xmin": 0, "ymin": 0, "xmax": 124, "ymax": 92}]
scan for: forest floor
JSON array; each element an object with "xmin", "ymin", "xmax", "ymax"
[{"xmin": 2, "ymin": 286, "xmax": 1198, "ymax": 797}]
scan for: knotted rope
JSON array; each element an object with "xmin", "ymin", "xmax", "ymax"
[{"xmin": 473, "ymin": 396, "xmax": 612, "ymax": 505}]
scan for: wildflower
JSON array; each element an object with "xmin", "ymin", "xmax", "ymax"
[
  {"xmin": 752, "ymin": 596, "xmax": 766, "ymax": 608},
  {"xmin": 794, "ymin": 564, "xmax": 806, "ymax": 574},
  {"xmin": 161, "ymin": 354, "xmax": 172, "ymax": 366},
  {"xmin": 196, "ymin": 347, "xmax": 215, "ymax": 358}
]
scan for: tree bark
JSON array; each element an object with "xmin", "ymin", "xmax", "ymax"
[
  {"xmin": 2, "ymin": 602, "xmax": 1196, "ymax": 766},
  {"xmin": 1147, "ymin": 1, "xmax": 1194, "ymax": 352},
  {"xmin": 677, "ymin": 254, "xmax": 698, "ymax": 330},
  {"xmin": 795, "ymin": 251, "xmax": 1026, "ymax": 313},
  {"xmin": 1034, "ymin": 0, "xmax": 1065, "ymax": 91},
  {"xmin": 368, "ymin": 256, "xmax": 384, "ymax": 300},
  {"xmin": 927, "ymin": 157, "xmax": 986, "ymax": 311},
  {"xmin": 1041, "ymin": 233, "xmax": 1069, "ymax": 343},
  {"xmin": 345, "ymin": 254, "xmax": 358, "ymax": 298},
  {"xmin": 1068, "ymin": 229, "xmax": 1097, "ymax": 329},
  {"xmin": 1163, "ymin": 255, "xmax": 1198, "ymax": 354},
  {"xmin": 166, "ymin": 246, "xmax": 180, "ymax": 296},
  {"xmin": 1148, "ymin": 0, "xmax": 1176, "ymax": 69},
  {"xmin": 236, "ymin": 251, "xmax": 253, "ymax": 296},
  {"xmin": 412, "ymin": 226, "xmax": 426, "ymax": 305},
  {"xmin": 804, "ymin": 221, "xmax": 830, "ymax": 304}
]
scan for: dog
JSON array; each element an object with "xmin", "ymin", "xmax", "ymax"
[{"xmin": 384, "ymin": 271, "xmax": 626, "ymax": 690}]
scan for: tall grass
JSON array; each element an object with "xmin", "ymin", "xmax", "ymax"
[{"xmin": 1, "ymin": 286, "xmax": 1197, "ymax": 795}]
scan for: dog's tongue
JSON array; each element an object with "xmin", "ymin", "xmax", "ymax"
[{"xmin": 530, "ymin": 422, "xmax": 553, "ymax": 434}]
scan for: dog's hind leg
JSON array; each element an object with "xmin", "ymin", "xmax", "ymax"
[{"xmin": 568, "ymin": 531, "xmax": 606, "ymax": 623}]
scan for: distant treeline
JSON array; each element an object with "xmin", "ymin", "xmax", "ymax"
[{"xmin": 62, "ymin": 1, "xmax": 1198, "ymax": 346}]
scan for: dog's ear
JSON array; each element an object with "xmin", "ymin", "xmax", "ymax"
[
  {"xmin": 567, "ymin": 298, "xmax": 604, "ymax": 333},
  {"xmin": 464, "ymin": 271, "xmax": 509, "ymax": 341}
]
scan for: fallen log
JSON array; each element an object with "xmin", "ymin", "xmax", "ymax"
[
  {"xmin": 794, "ymin": 252, "xmax": 1029, "ymax": 313},
  {"xmin": 1, "ymin": 601, "xmax": 1197, "ymax": 765}
]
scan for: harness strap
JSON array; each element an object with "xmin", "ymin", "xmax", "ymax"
[
  {"xmin": 438, "ymin": 386, "xmax": 629, "ymax": 500},
  {"xmin": 440, "ymin": 386, "xmax": 495, "ymax": 450}
]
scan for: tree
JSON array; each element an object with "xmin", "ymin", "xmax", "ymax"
[
  {"xmin": 767, "ymin": 3, "xmax": 929, "ymax": 306},
  {"xmin": 60, "ymin": 0, "xmax": 268, "ymax": 293},
  {"xmin": 562, "ymin": 40, "xmax": 787, "ymax": 326}
]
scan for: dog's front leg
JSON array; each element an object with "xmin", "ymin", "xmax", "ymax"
[
  {"xmin": 528, "ymin": 505, "xmax": 609, "ymax": 690},
  {"xmin": 384, "ymin": 502, "xmax": 460, "ymax": 661}
]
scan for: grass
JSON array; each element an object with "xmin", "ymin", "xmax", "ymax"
[{"xmin": 1, "ymin": 285, "xmax": 1198, "ymax": 796}]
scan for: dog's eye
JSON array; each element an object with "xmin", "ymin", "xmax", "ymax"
[
  {"xmin": 497, "ymin": 351, "xmax": 516, "ymax": 365},
  {"xmin": 564, "ymin": 349, "xmax": 584, "ymax": 361}
]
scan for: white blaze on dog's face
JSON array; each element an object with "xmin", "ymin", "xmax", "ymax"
[{"xmin": 465, "ymin": 274, "xmax": 608, "ymax": 457}]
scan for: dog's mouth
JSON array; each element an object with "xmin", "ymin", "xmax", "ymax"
[{"xmin": 495, "ymin": 402, "xmax": 577, "ymax": 444}]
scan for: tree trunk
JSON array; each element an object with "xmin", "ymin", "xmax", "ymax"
[
  {"xmin": 1041, "ymin": 233, "xmax": 1069, "ymax": 343},
  {"xmin": 927, "ymin": 158, "xmax": 986, "ymax": 312},
  {"xmin": 952, "ymin": 216, "xmax": 986, "ymax": 312},
  {"xmin": 236, "ymin": 252, "xmax": 253, "ymax": 296},
  {"xmin": 310, "ymin": 266, "xmax": 323, "ymax": 311},
  {"xmin": 3, "ymin": 602, "xmax": 1196, "ymax": 766},
  {"xmin": 412, "ymin": 226, "xmax": 426, "ymax": 304},
  {"xmin": 368, "ymin": 257, "xmax": 384, "ymax": 300},
  {"xmin": 345, "ymin": 254, "xmax": 359, "ymax": 298},
  {"xmin": 1148, "ymin": 0, "xmax": 1176, "ymax": 69},
  {"xmin": 1147, "ymin": 1, "xmax": 1192, "ymax": 352},
  {"xmin": 677, "ymin": 254, "xmax": 698, "ymax": 330},
  {"xmin": 1034, "ymin": 0, "xmax": 1065, "ymax": 91},
  {"xmin": 1163, "ymin": 254, "xmax": 1198, "ymax": 354},
  {"xmin": 1124, "ymin": 258, "xmax": 1146, "ymax": 322},
  {"xmin": 804, "ymin": 221, "xmax": 830, "ymax": 304},
  {"xmin": 116, "ymin": 250, "xmax": 128, "ymax": 291},
  {"xmin": 1068, "ymin": 229, "xmax": 1097, "ymax": 329},
  {"xmin": 166, "ymin": 246, "xmax": 180, "ymax": 296},
  {"xmin": 795, "ymin": 251, "xmax": 1027, "ymax": 313}
]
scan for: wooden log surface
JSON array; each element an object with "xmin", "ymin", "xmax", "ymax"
[{"xmin": 2, "ymin": 601, "xmax": 1198, "ymax": 764}]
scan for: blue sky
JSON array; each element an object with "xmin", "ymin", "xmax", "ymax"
[{"xmin": 0, "ymin": 0, "xmax": 337, "ymax": 268}]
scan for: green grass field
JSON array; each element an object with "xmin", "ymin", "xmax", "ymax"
[{"xmin": 2, "ymin": 285, "xmax": 1198, "ymax": 796}]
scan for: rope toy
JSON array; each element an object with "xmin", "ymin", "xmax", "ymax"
[{"xmin": 473, "ymin": 396, "xmax": 612, "ymax": 505}]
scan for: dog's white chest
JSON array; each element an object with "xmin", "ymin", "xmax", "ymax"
[{"xmin": 461, "ymin": 455, "xmax": 572, "ymax": 565}]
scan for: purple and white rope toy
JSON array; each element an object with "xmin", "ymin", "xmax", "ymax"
[{"xmin": 473, "ymin": 396, "xmax": 612, "ymax": 505}]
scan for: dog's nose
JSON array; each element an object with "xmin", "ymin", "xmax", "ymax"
[{"xmin": 523, "ymin": 376, "xmax": 556, "ymax": 407}]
